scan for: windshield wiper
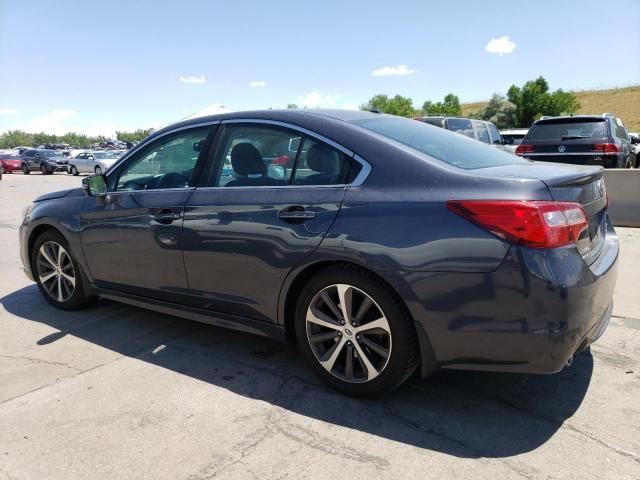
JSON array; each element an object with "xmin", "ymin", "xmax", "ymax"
[{"xmin": 561, "ymin": 135, "xmax": 591, "ymax": 140}]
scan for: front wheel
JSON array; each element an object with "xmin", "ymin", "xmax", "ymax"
[
  {"xmin": 31, "ymin": 230, "xmax": 92, "ymax": 310},
  {"xmin": 295, "ymin": 265, "xmax": 419, "ymax": 396},
  {"xmin": 40, "ymin": 163, "xmax": 50, "ymax": 175},
  {"xmin": 69, "ymin": 165, "xmax": 79, "ymax": 176},
  {"xmin": 22, "ymin": 164, "xmax": 30, "ymax": 174},
  {"xmin": 95, "ymin": 166, "xmax": 102, "ymax": 175}
]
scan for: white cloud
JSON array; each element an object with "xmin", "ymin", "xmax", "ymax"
[
  {"xmin": 185, "ymin": 104, "xmax": 234, "ymax": 120},
  {"xmin": 22, "ymin": 110, "xmax": 78, "ymax": 135},
  {"xmin": 371, "ymin": 65, "xmax": 415, "ymax": 77},
  {"xmin": 0, "ymin": 108, "xmax": 18, "ymax": 115},
  {"xmin": 179, "ymin": 75, "xmax": 206, "ymax": 84},
  {"xmin": 342, "ymin": 103, "xmax": 360, "ymax": 111},
  {"xmin": 484, "ymin": 36, "xmax": 516, "ymax": 55},
  {"xmin": 298, "ymin": 91, "xmax": 341, "ymax": 108},
  {"xmin": 249, "ymin": 80, "xmax": 267, "ymax": 88}
]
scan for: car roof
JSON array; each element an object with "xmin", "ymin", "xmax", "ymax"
[
  {"xmin": 146, "ymin": 109, "xmax": 382, "ymax": 143},
  {"xmin": 534, "ymin": 115, "xmax": 610, "ymax": 125},
  {"xmin": 500, "ymin": 128, "xmax": 529, "ymax": 134}
]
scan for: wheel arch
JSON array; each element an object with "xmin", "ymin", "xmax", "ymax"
[
  {"xmin": 279, "ymin": 259, "xmax": 437, "ymax": 377},
  {"xmin": 27, "ymin": 222, "xmax": 94, "ymax": 296}
]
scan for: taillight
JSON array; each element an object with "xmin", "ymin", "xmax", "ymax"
[
  {"xmin": 592, "ymin": 143, "xmax": 620, "ymax": 154},
  {"xmin": 447, "ymin": 200, "xmax": 588, "ymax": 249},
  {"xmin": 515, "ymin": 144, "xmax": 535, "ymax": 156}
]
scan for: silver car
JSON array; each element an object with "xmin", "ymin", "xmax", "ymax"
[{"xmin": 68, "ymin": 151, "xmax": 119, "ymax": 175}]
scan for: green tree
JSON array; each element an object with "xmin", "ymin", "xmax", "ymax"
[
  {"xmin": 421, "ymin": 93, "xmax": 462, "ymax": 117},
  {"xmin": 116, "ymin": 129, "xmax": 153, "ymax": 143},
  {"xmin": 507, "ymin": 76, "xmax": 580, "ymax": 127},
  {"xmin": 360, "ymin": 94, "xmax": 415, "ymax": 117},
  {"xmin": 475, "ymin": 94, "xmax": 518, "ymax": 129},
  {"xmin": 286, "ymin": 103, "xmax": 298, "ymax": 109}
]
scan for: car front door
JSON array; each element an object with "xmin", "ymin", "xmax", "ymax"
[
  {"xmin": 182, "ymin": 121, "xmax": 365, "ymax": 322},
  {"xmin": 80, "ymin": 124, "xmax": 216, "ymax": 302}
]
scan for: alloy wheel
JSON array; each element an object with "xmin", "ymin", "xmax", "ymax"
[
  {"xmin": 306, "ymin": 284, "xmax": 392, "ymax": 383},
  {"xmin": 95, "ymin": 166, "xmax": 102, "ymax": 174},
  {"xmin": 36, "ymin": 241, "xmax": 76, "ymax": 303}
]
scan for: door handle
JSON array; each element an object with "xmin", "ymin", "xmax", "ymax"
[
  {"xmin": 151, "ymin": 209, "xmax": 182, "ymax": 224},
  {"xmin": 278, "ymin": 206, "xmax": 316, "ymax": 221}
]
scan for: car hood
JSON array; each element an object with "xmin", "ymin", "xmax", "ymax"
[{"xmin": 34, "ymin": 187, "xmax": 84, "ymax": 202}]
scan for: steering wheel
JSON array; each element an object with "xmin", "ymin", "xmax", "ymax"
[{"xmin": 156, "ymin": 172, "xmax": 189, "ymax": 189}]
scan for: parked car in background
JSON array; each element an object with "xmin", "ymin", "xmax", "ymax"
[
  {"xmin": 516, "ymin": 114, "xmax": 635, "ymax": 168},
  {"xmin": 0, "ymin": 162, "xmax": 3, "ymax": 180},
  {"xmin": 68, "ymin": 151, "xmax": 120, "ymax": 175},
  {"xmin": 500, "ymin": 128, "xmax": 529, "ymax": 154},
  {"xmin": 19, "ymin": 109, "xmax": 618, "ymax": 396},
  {"xmin": 629, "ymin": 132, "xmax": 640, "ymax": 167},
  {"xmin": 0, "ymin": 153, "xmax": 23, "ymax": 173},
  {"xmin": 21, "ymin": 149, "xmax": 69, "ymax": 174},
  {"xmin": 414, "ymin": 116, "xmax": 506, "ymax": 150}
]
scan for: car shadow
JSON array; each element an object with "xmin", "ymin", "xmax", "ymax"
[{"xmin": 1, "ymin": 285, "xmax": 593, "ymax": 459}]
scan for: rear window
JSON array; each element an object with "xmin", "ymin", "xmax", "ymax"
[
  {"xmin": 351, "ymin": 116, "xmax": 528, "ymax": 170},
  {"xmin": 446, "ymin": 118, "xmax": 475, "ymax": 138},
  {"xmin": 527, "ymin": 119, "xmax": 609, "ymax": 141}
]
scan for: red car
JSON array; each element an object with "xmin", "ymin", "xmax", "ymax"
[{"xmin": 0, "ymin": 154, "xmax": 22, "ymax": 173}]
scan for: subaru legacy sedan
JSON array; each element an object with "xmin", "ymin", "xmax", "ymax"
[{"xmin": 19, "ymin": 109, "xmax": 618, "ymax": 396}]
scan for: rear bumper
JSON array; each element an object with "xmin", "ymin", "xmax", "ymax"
[
  {"xmin": 403, "ymin": 215, "xmax": 619, "ymax": 375},
  {"xmin": 521, "ymin": 153, "xmax": 620, "ymax": 168}
]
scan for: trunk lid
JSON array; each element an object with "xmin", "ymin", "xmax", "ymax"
[{"xmin": 475, "ymin": 162, "xmax": 607, "ymax": 264}]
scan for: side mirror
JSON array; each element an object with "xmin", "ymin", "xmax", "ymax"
[{"xmin": 82, "ymin": 174, "xmax": 108, "ymax": 197}]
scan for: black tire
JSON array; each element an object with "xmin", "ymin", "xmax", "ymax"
[
  {"xmin": 40, "ymin": 163, "xmax": 50, "ymax": 175},
  {"xmin": 31, "ymin": 230, "xmax": 92, "ymax": 310},
  {"xmin": 295, "ymin": 264, "xmax": 419, "ymax": 396},
  {"xmin": 22, "ymin": 163, "xmax": 30, "ymax": 175},
  {"xmin": 69, "ymin": 165, "xmax": 79, "ymax": 176},
  {"xmin": 95, "ymin": 166, "xmax": 102, "ymax": 175}
]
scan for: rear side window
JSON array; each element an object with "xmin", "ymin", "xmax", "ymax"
[
  {"xmin": 472, "ymin": 121, "xmax": 490, "ymax": 144},
  {"xmin": 212, "ymin": 124, "xmax": 360, "ymax": 187},
  {"xmin": 352, "ymin": 116, "xmax": 528, "ymax": 170},
  {"xmin": 527, "ymin": 119, "xmax": 608, "ymax": 141},
  {"xmin": 292, "ymin": 137, "xmax": 359, "ymax": 186},
  {"xmin": 486, "ymin": 123, "xmax": 503, "ymax": 145},
  {"xmin": 613, "ymin": 119, "xmax": 627, "ymax": 140},
  {"xmin": 446, "ymin": 118, "xmax": 475, "ymax": 138}
]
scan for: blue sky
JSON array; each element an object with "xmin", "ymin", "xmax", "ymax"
[{"xmin": 1, "ymin": 0, "xmax": 639, "ymax": 137}]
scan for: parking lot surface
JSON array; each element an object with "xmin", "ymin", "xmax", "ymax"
[{"xmin": 1, "ymin": 173, "xmax": 639, "ymax": 480}]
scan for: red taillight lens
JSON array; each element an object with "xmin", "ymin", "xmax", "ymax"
[
  {"xmin": 447, "ymin": 200, "xmax": 588, "ymax": 249},
  {"xmin": 592, "ymin": 143, "xmax": 620, "ymax": 154},
  {"xmin": 515, "ymin": 144, "xmax": 535, "ymax": 156}
]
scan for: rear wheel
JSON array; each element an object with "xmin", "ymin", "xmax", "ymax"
[
  {"xmin": 95, "ymin": 166, "xmax": 102, "ymax": 175},
  {"xmin": 31, "ymin": 230, "xmax": 92, "ymax": 310},
  {"xmin": 295, "ymin": 265, "xmax": 418, "ymax": 396},
  {"xmin": 22, "ymin": 163, "xmax": 30, "ymax": 174}
]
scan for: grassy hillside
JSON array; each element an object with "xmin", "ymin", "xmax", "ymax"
[{"xmin": 461, "ymin": 85, "xmax": 640, "ymax": 131}]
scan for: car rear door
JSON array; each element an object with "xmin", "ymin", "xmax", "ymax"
[
  {"xmin": 182, "ymin": 120, "xmax": 365, "ymax": 323},
  {"xmin": 80, "ymin": 124, "xmax": 216, "ymax": 303}
]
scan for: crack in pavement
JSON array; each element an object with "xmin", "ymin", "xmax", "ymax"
[{"xmin": 0, "ymin": 355, "xmax": 82, "ymax": 373}]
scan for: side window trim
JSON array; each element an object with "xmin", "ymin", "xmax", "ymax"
[
  {"xmin": 105, "ymin": 120, "xmax": 220, "ymax": 185},
  {"xmin": 219, "ymin": 118, "xmax": 371, "ymax": 187}
]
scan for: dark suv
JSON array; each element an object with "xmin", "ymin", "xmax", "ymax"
[
  {"xmin": 516, "ymin": 114, "xmax": 635, "ymax": 168},
  {"xmin": 21, "ymin": 149, "xmax": 69, "ymax": 174}
]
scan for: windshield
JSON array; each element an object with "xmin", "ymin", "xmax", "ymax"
[
  {"xmin": 41, "ymin": 150, "xmax": 63, "ymax": 157},
  {"xmin": 527, "ymin": 119, "xmax": 608, "ymax": 141},
  {"xmin": 93, "ymin": 152, "xmax": 116, "ymax": 159},
  {"xmin": 351, "ymin": 116, "xmax": 528, "ymax": 170}
]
